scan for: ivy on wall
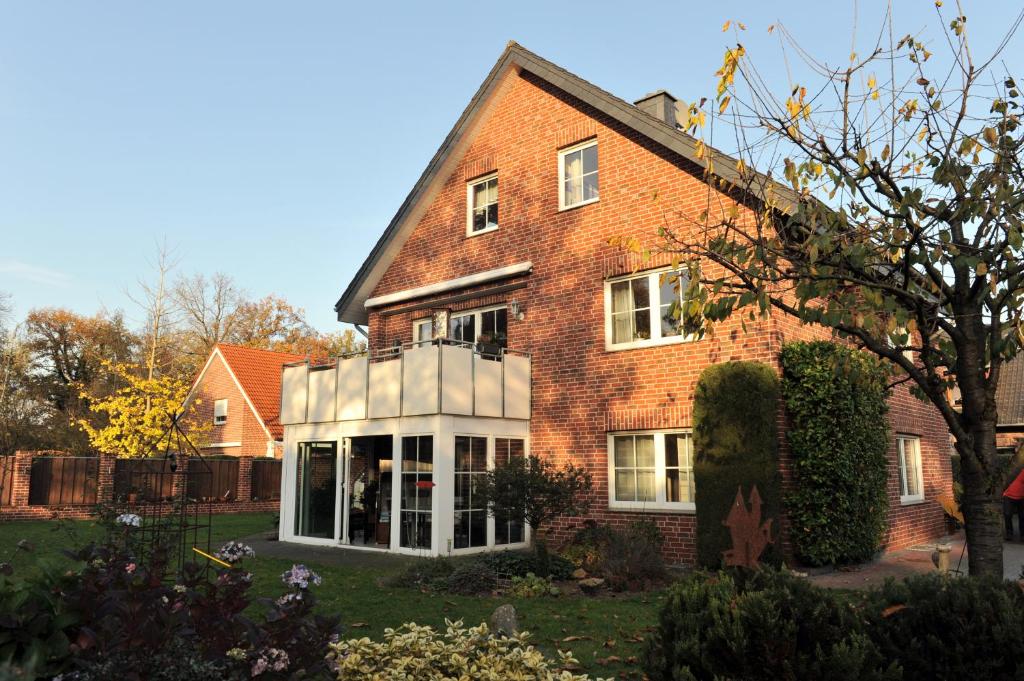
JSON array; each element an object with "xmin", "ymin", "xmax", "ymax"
[
  {"xmin": 781, "ymin": 341, "xmax": 891, "ymax": 566},
  {"xmin": 693, "ymin": 360, "xmax": 782, "ymax": 567}
]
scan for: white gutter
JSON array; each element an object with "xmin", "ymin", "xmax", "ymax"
[{"xmin": 364, "ymin": 261, "xmax": 532, "ymax": 309}]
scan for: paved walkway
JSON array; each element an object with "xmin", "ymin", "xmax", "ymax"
[
  {"xmin": 243, "ymin": 533, "xmax": 416, "ymax": 571},
  {"xmin": 808, "ymin": 533, "xmax": 1024, "ymax": 589}
]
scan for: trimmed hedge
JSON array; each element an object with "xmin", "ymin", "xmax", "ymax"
[
  {"xmin": 781, "ymin": 342, "xmax": 890, "ymax": 566},
  {"xmin": 693, "ymin": 361, "xmax": 781, "ymax": 568},
  {"xmin": 642, "ymin": 569, "xmax": 899, "ymax": 681},
  {"xmin": 643, "ymin": 569, "xmax": 1024, "ymax": 681}
]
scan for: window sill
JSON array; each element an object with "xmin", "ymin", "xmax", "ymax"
[
  {"xmin": 608, "ymin": 502, "xmax": 696, "ymax": 514},
  {"xmin": 558, "ymin": 197, "xmax": 599, "ymax": 212},
  {"xmin": 605, "ymin": 334, "xmax": 696, "ymax": 352},
  {"xmin": 466, "ymin": 225, "xmax": 499, "ymax": 238},
  {"xmin": 900, "ymin": 496, "xmax": 926, "ymax": 506}
]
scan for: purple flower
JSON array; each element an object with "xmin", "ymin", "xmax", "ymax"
[
  {"xmin": 280, "ymin": 564, "xmax": 322, "ymax": 590},
  {"xmin": 215, "ymin": 541, "xmax": 256, "ymax": 564},
  {"xmin": 251, "ymin": 648, "xmax": 289, "ymax": 676}
]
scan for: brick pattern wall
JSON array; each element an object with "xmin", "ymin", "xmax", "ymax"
[
  {"xmin": 185, "ymin": 354, "xmax": 276, "ymax": 459},
  {"xmin": 362, "ymin": 69, "xmax": 953, "ymax": 564},
  {"xmin": 0, "ymin": 451, "xmax": 279, "ymax": 521}
]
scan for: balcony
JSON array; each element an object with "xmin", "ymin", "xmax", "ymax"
[{"xmin": 279, "ymin": 340, "xmax": 531, "ymax": 425}]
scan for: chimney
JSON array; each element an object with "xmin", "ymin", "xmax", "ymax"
[{"xmin": 634, "ymin": 90, "xmax": 678, "ymax": 128}]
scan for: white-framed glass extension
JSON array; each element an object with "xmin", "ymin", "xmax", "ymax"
[{"xmin": 279, "ymin": 414, "xmax": 530, "ymax": 556}]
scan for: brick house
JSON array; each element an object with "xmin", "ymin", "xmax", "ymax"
[
  {"xmin": 183, "ymin": 344, "xmax": 307, "ymax": 459},
  {"xmin": 277, "ymin": 43, "xmax": 953, "ymax": 562}
]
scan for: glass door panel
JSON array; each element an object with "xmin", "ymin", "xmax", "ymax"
[
  {"xmin": 399, "ymin": 435, "xmax": 433, "ymax": 550},
  {"xmin": 346, "ymin": 436, "xmax": 393, "ymax": 549},
  {"xmin": 294, "ymin": 441, "xmax": 337, "ymax": 539}
]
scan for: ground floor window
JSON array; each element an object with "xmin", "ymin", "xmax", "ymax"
[
  {"xmin": 400, "ymin": 435, "xmax": 433, "ymax": 549},
  {"xmin": 897, "ymin": 435, "xmax": 924, "ymax": 504},
  {"xmin": 607, "ymin": 430, "xmax": 694, "ymax": 511},
  {"xmin": 494, "ymin": 437, "xmax": 526, "ymax": 545}
]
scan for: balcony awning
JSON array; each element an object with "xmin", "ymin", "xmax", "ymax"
[{"xmin": 364, "ymin": 261, "xmax": 532, "ymax": 309}]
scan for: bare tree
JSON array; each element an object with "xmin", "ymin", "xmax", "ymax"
[{"xmin": 173, "ymin": 272, "xmax": 243, "ymax": 366}]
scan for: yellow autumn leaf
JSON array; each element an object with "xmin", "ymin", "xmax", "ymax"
[
  {"xmin": 722, "ymin": 20, "xmax": 731, "ymax": 32},
  {"xmin": 719, "ymin": 95, "xmax": 731, "ymax": 114},
  {"xmin": 881, "ymin": 144, "xmax": 890, "ymax": 161},
  {"xmin": 984, "ymin": 127, "xmax": 998, "ymax": 144}
]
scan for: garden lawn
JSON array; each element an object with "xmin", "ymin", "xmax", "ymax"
[{"xmin": 0, "ymin": 513, "xmax": 663, "ymax": 678}]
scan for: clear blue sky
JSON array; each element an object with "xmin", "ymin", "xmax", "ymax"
[{"xmin": 0, "ymin": 1, "xmax": 1016, "ymax": 333}]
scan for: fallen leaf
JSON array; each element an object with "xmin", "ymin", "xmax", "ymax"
[
  {"xmin": 349, "ymin": 622, "xmax": 369, "ymax": 628},
  {"xmin": 881, "ymin": 604, "xmax": 907, "ymax": 618},
  {"xmin": 603, "ymin": 638, "xmax": 616, "ymax": 648},
  {"xmin": 562, "ymin": 635, "xmax": 592, "ymax": 642}
]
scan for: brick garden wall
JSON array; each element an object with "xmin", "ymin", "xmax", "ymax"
[
  {"xmin": 0, "ymin": 451, "xmax": 280, "ymax": 522},
  {"xmin": 363, "ymin": 68, "xmax": 954, "ymax": 564}
]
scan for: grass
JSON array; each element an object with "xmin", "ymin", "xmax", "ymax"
[{"xmin": 0, "ymin": 512, "xmax": 663, "ymax": 678}]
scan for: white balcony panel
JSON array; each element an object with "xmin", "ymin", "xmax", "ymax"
[
  {"xmin": 441, "ymin": 345, "xmax": 473, "ymax": 415},
  {"xmin": 336, "ymin": 356, "xmax": 368, "ymax": 421},
  {"xmin": 503, "ymin": 354, "xmax": 531, "ymax": 420},
  {"xmin": 368, "ymin": 359, "xmax": 401, "ymax": 419},
  {"xmin": 306, "ymin": 367, "xmax": 336, "ymax": 423},
  {"xmin": 474, "ymin": 357, "xmax": 503, "ymax": 417},
  {"xmin": 402, "ymin": 345, "xmax": 439, "ymax": 415},
  {"xmin": 280, "ymin": 364, "xmax": 308, "ymax": 425}
]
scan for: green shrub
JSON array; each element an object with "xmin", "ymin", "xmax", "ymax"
[
  {"xmin": 384, "ymin": 557, "xmax": 455, "ymax": 591},
  {"xmin": 327, "ymin": 620, "xmax": 603, "ymax": 680},
  {"xmin": 560, "ymin": 520, "xmax": 665, "ymax": 590},
  {"xmin": 692, "ymin": 361, "xmax": 782, "ymax": 567},
  {"xmin": 642, "ymin": 569, "xmax": 899, "ymax": 681},
  {"xmin": 864, "ymin": 573, "xmax": 1024, "ymax": 679},
  {"xmin": 510, "ymin": 572, "xmax": 561, "ymax": 598},
  {"xmin": 445, "ymin": 560, "xmax": 497, "ymax": 595},
  {"xmin": 481, "ymin": 550, "xmax": 573, "ymax": 581},
  {"xmin": 781, "ymin": 342, "xmax": 890, "ymax": 565}
]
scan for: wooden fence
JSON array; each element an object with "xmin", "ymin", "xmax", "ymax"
[
  {"xmin": 28, "ymin": 456, "xmax": 99, "ymax": 506},
  {"xmin": 186, "ymin": 457, "xmax": 241, "ymax": 502},
  {"xmin": 251, "ymin": 459, "xmax": 282, "ymax": 501},
  {"xmin": 0, "ymin": 455, "xmax": 13, "ymax": 506},
  {"xmin": 113, "ymin": 458, "xmax": 176, "ymax": 502}
]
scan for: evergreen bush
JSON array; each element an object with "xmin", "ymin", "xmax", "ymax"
[
  {"xmin": 781, "ymin": 341, "xmax": 890, "ymax": 565},
  {"xmin": 642, "ymin": 569, "xmax": 898, "ymax": 681},
  {"xmin": 864, "ymin": 572, "xmax": 1024, "ymax": 679},
  {"xmin": 692, "ymin": 361, "xmax": 781, "ymax": 567}
]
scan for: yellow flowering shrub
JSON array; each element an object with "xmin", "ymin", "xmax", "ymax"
[{"xmin": 326, "ymin": 620, "xmax": 609, "ymax": 681}]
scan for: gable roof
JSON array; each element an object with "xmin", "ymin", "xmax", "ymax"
[
  {"xmin": 183, "ymin": 344, "xmax": 308, "ymax": 440},
  {"xmin": 334, "ymin": 41, "xmax": 797, "ymax": 325}
]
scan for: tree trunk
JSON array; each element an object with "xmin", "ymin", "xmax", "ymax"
[{"xmin": 956, "ymin": 402, "xmax": 1004, "ymax": 578}]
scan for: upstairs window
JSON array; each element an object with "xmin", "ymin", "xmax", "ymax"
[
  {"xmin": 213, "ymin": 399, "xmax": 228, "ymax": 425},
  {"xmin": 559, "ymin": 140, "xmax": 598, "ymax": 209},
  {"xmin": 449, "ymin": 305, "xmax": 508, "ymax": 349},
  {"xmin": 605, "ymin": 268, "xmax": 692, "ymax": 350},
  {"xmin": 413, "ymin": 318, "xmax": 434, "ymax": 344},
  {"xmin": 467, "ymin": 174, "xmax": 498, "ymax": 235},
  {"xmin": 897, "ymin": 435, "xmax": 924, "ymax": 504}
]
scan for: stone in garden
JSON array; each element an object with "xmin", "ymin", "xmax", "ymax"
[
  {"xmin": 571, "ymin": 568, "xmax": 587, "ymax": 580},
  {"xmin": 578, "ymin": 577, "xmax": 605, "ymax": 594},
  {"xmin": 490, "ymin": 604, "xmax": 519, "ymax": 636}
]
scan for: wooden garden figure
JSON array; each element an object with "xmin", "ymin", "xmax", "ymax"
[{"xmin": 722, "ymin": 485, "xmax": 773, "ymax": 568}]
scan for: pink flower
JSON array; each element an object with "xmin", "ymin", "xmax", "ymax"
[{"xmin": 125, "ymin": 563, "xmax": 137, "ymax": 574}]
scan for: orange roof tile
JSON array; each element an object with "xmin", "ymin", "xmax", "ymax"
[{"xmin": 215, "ymin": 344, "xmax": 308, "ymax": 439}]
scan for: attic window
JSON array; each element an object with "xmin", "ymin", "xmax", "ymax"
[
  {"xmin": 467, "ymin": 173, "xmax": 498, "ymax": 235},
  {"xmin": 214, "ymin": 399, "xmax": 228, "ymax": 425},
  {"xmin": 559, "ymin": 140, "xmax": 598, "ymax": 209}
]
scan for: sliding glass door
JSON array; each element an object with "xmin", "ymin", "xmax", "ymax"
[
  {"xmin": 399, "ymin": 435, "xmax": 433, "ymax": 550},
  {"xmin": 294, "ymin": 441, "xmax": 337, "ymax": 539}
]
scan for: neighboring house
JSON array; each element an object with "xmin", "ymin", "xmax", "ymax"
[
  {"xmin": 277, "ymin": 42, "xmax": 952, "ymax": 561},
  {"xmin": 183, "ymin": 344, "xmax": 308, "ymax": 459},
  {"xmin": 995, "ymin": 356, "xmax": 1024, "ymax": 453}
]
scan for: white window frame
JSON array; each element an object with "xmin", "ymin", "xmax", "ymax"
[
  {"xmin": 604, "ymin": 267, "xmax": 693, "ymax": 351},
  {"xmin": 448, "ymin": 304, "xmax": 508, "ymax": 345},
  {"xmin": 412, "ymin": 318, "xmax": 434, "ymax": 344},
  {"xmin": 558, "ymin": 139, "xmax": 599, "ymax": 210},
  {"xmin": 897, "ymin": 434, "xmax": 925, "ymax": 504},
  {"xmin": 213, "ymin": 398, "xmax": 228, "ymax": 425},
  {"xmin": 466, "ymin": 172, "xmax": 499, "ymax": 236},
  {"xmin": 607, "ymin": 430, "xmax": 695, "ymax": 512}
]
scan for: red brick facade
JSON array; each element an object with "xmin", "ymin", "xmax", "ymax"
[{"xmin": 357, "ymin": 66, "xmax": 953, "ymax": 564}]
